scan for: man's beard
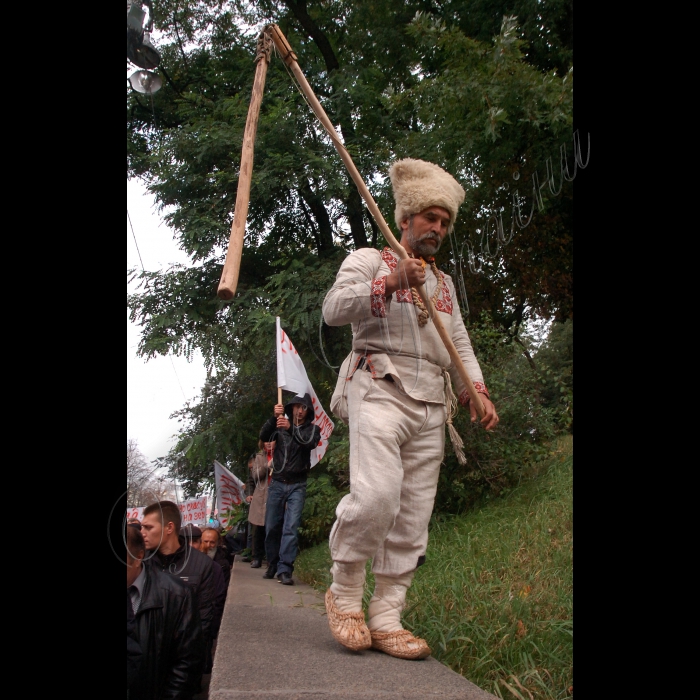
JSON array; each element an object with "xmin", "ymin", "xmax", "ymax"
[
  {"xmin": 406, "ymin": 220, "xmax": 443, "ymax": 258},
  {"xmin": 206, "ymin": 547, "xmax": 217, "ymax": 559}
]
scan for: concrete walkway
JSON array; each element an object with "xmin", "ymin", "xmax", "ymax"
[{"xmin": 209, "ymin": 556, "xmax": 497, "ymax": 700}]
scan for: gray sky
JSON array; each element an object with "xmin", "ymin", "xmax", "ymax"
[{"xmin": 127, "ymin": 178, "xmax": 208, "ymax": 465}]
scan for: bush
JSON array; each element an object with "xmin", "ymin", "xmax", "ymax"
[
  {"xmin": 298, "ymin": 315, "xmax": 573, "ymax": 532},
  {"xmin": 533, "ymin": 320, "xmax": 573, "ymax": 433},
  {"xmin": 298, "ymin": 473, "xmax": 348, "ymax": 548},
  {"xmin": 434, "ymin": 315, "xmax": 562, "ymax": 514}
]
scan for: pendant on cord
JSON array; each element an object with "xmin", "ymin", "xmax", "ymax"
[{"xmin": 410, "ymin": 256, "xmax": 443, "ymax": 327}]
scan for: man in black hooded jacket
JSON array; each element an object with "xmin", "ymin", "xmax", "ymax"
[{"xmin": 259, "ymin": 393, "xmax": 321, "ymax": 585}]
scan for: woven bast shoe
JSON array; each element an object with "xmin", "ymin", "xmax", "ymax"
[
  {"xmin": 370, "ymin": 629, "xmax": 431, "ymax": 660},
  {"xmin": 325, "ymin": 588, "xmax": 372, "ymax": 651}
]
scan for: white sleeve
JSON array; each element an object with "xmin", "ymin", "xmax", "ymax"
[{"xmin": 322, "ymin": 248, "xmax": 391, "ymax": 326}]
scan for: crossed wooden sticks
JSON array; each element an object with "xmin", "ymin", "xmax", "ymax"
[{"xmin": 216, "ymin": 24, "xmax": 485, "ymax": 418}]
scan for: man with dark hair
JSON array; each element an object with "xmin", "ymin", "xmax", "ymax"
[
  {"xmin": 141, "ymin": 500, "xmax": 220, "ymax": 674},
  {"xmin": 259, "ymin": 394, "xmax": 321, "ymax": 586},
  {"xmin": 126, "ymin": 523, "xmax": 203, "ymax": 699},
  {"xmin": 182, "ymin": 523, "xmax": 202, "ymax": 547}
]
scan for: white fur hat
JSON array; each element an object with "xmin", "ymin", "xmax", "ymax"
[{"xmin": 389, "ymin": 158, "xmax": 465, "ymax": 231}]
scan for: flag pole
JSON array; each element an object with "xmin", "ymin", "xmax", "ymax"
[{"xmin": 276, "ymin": 316, "xmax": 283, "ymax": 406}]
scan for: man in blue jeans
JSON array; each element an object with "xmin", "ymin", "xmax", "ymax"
[{"xmin": 259, "ymin": 393, "xmax": 321, "ymax": 585}]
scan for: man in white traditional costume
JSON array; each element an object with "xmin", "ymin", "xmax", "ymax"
[{"xmin": 322, "ymin": 158, "xmax": 499, "ymax": 659}]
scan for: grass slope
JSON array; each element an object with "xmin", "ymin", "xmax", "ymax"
[{"xmin": 295, "ymin": 435, "xmax": 573, "ymax": 700}]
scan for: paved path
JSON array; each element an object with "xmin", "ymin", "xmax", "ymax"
[{"xmin": 209, "ymin": 556, "xmax": 497, "ymax": 700}]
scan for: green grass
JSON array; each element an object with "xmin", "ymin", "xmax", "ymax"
[{"xmin": 295, "ymin": 435, "xmax": 573, "ymax": 700}]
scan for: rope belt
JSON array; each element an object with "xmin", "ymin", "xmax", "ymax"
[{"xmin": 355, "ymin": 356, "xmax": 466, "ymax": 465}]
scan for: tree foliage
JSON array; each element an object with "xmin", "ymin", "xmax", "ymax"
[
  {"xmin": 127, "ymin": 0, "xmax": 575, "ymax": 497},
  {"xmin": 127, "ymin": 439, "xmax": 178, "ymax": 506}
]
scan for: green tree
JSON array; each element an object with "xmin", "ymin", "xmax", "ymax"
[{"xmin": 127, "ymin": 1, "xmax": 575, "ymax": 495}]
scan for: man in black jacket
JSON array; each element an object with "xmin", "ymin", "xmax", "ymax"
[
  {"xmin": 201, "ymin": 526, "xmax": 232, "ymax": 589},
  {"xmin": 259, "ymin": 393, "xmax": 321, "ymax": 585},
  {"xmin": 127, "ymin": 589, "xmax": 142, "ymax": 692},
  {"xmin": 127, "ymin": 523, "xmax": 203, "ymax": 699},
  {"xmin": 183, "ymin": 523, "xmax": 228, "ymax": 671},
  {"xmin": 141, "ymin": 501, "xmax": 222, "ymax": 675}
]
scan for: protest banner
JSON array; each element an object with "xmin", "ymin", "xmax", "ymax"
[
  {"xmin": 126, "ymin": 497, "xmax": 208, "ymax": 525},
  {"xmin": 126, "ymin": 506, "xmax": 145, "ymax": 521},
  {"xmin": 213, "ymin": 460, "xmax": 246, "ymax": 528},
  {"xmin": 178, "ymin": 496, "xmax": 208, "ymax": 525},
  {"xmin": 276, "ymin": 316, "xmax": 334, "ymax": 466}
]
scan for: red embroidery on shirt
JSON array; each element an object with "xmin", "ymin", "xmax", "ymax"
[
  {"xmin": 370, "ymin": 277, "xmax": 387, "ymax": 317},
  {"xmin": 383, "ymin": 248, "xmax": 453, "ymax": 313},
  {"xmin": 349, "ymin": 354, "xmax": 377, "ymax": 380},
  {"xmin": 459, "ymin": 383, "xmax": 490, "ymax": 406},
  {"xmin": 433, "ymin": 272, "xmax": 453, "ymax": 315},
  {"xmin": 365, "ymin": 356, "xmax": 378, "ymax": 378},
  {"xmin": 474, "ymin": 382, "xmax": 488, "ymax": 396},
  {"xmin": 381, "ymin": 248, "xmax": 397, "ymax": 271},
  {"xmin": 381, "ymin": 248, "xmax": 413, "ymax": 304}
]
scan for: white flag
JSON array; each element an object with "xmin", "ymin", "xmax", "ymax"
[
  {"xmin": 276, "ymin": 316, "xmax": 334, "ymax": 466},
  {"xmin": 213, "ymin": 460, "xmax": 246, "ymax": 528}
]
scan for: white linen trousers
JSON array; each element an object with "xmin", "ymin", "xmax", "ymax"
[{"xmin": 328, "ymin": 366, "xmax": 446, "ymax": 578}]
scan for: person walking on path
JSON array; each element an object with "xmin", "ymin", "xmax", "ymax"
[
  {"xmin": 141, "ymin": 500, "xmax": 223, "ymax": 676},
  {"xmin": 245, "ymin": 441, "xmax": 272, "ymax": 569},
  {"xmin": 259, "ymin": 394, "xmax": 321, "ymax": 585},
  {"xmin": 321, "ymin": 158, "xmax": 499, "ymax": 660},
  {"xmin": 126, "ymin": 523, "xmax": 203, "ymax": 699},
  {"xmin": 183, "ymin": 525, "xmax": 228, "ymax": 673},
  {"xmin": 201, "ymin": 526, "xmax": 232, "ymax": 589}
]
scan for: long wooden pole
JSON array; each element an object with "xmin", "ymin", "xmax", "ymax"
[
  {"xmin": 268, "ymin": 25, "xmax": 485, "ymax": 417},
  {"xmin": 217, "ymin": 30, "xmax": 272, "ymax": 301}
]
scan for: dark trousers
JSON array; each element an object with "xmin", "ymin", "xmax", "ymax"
[
  {"xmin": 203, "ymin": 633, "xmax": 214, "ymax": 674},
  {"xmin": 251, "ymin": 524, "xmax": 266, "ymax": 561},
  {"xmin": 264, "ymin": 480, "xmax": 307, "ymax": 575}
]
